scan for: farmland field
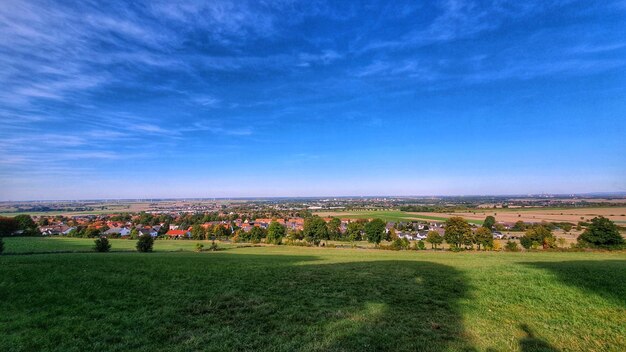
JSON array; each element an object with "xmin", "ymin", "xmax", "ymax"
[
  {"xmin": 1, "ymin": 238, "xmax": 625, "ymax": 351},
  {"xmin": 317, "ymin": 207, "xmax": 626, "ymax": 226},
  {"xmin": 432, "ymin": 206, "xmax": 626, "ymax": 225}
]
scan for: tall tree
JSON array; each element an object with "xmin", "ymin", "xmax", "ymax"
[
  {"xmin": 346, "ymin": 221, "xmax": 363, "ymax": 242},
  {"xmin": 364, "ymin": 218, "xmax": 386, "ymax": 246},
  {"xmin": 249, "ymin": 226, "xmax": 266, "ymax": 243},
  {"xmin": 426, "ymin": 230, "xmax": 443, "ymax": 249},
  {"xmin": 444, "ymin": 217, "xmax": 471, "ymax": 249},
  {"xmin": 303, "ymin": 216, "xmax": 327, "ymax": 246},
  {"xmin": 387, "ymin": 227, "xmax": 398, "ymax": 241},
  {"xmin": 213, "ymin": 225, "xmax": 231, "ymax": 240},
  {"xmin": 577, "ymin": 216, "xmax": 624, "ymax": 249},
  {"xmin": 474, "ymin": 227, "xmax": 494, "ymax": 250},
  {"xmin": 13, "ymin": 215, "xmax": 39, "ymax": 236},
  {"xmin": 462, "ymin": 230, "xmax": 475, "ymax": 250},
  {"xmin": 266, "ymin": 220, "xmax": 286, "ymax": 245},
  {"xmin": 327, "ymin": 217, "xmax": 341, "ymax": 240},
  {"xmin": 191, "ymin": 225, "xmax": 206, "ymax": 240},
  {"xmin": 482, "ymin": 216, "xmax": 496, "ymax": 230}
]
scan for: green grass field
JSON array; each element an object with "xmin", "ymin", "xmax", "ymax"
[
  {"xmin": 316, "ymin": 210, "xmax": 485, "ymax": 224},
  {"xmin": 1, "ymin": 238, "xmax": 624, "ymax": 351},
  {"xmin": 1, "ymin": 237, "xmax": 237, "ymax": 254}
]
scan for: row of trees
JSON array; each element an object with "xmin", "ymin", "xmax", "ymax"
[
  {"xmin": 94, "ymin": 234, "xmax": 154, "ymax": 253},
  {"xmin": 301, "ymin": 216, "xmax": 389, "ymax": 246}
]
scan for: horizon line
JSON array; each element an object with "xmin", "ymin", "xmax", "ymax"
[{"xmin": 2, "ymin": 191, "xmax": 626, "ymax": 203}]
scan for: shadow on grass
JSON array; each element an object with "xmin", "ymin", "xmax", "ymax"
[
  {"xmin": 173, "ymin": 256, "xmax": 475, "ymax": 351},
  {"xmin": 518, "ymin": 324, "xmax": 559, "ymax": 352},
  {"xmin": 523, "ymin": 260, "xmax": 626, "ymax": 308},
  {"xmin": 0, "ymin": 253, "xmax": 474, "ymax": 351}
]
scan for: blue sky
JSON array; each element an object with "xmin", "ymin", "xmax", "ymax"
[{"xmin": 1, "ymin": 0, "xmax": 625, "ymax": 200}]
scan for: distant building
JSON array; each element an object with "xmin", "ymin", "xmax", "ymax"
[{"xmin": 166, "ymin": 229, "xmax": 189, "ymax": 238}]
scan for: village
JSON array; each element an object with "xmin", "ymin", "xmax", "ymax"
[{"xmin": 32, "ymin": 211, "xmax": 529, "ymax": 244}]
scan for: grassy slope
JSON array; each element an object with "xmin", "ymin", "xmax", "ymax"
[{"xmin": 0, "ymin": 240, "xmax": 625, "ymax": 351}]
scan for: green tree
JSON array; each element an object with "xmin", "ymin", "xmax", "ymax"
[
  {"xmin": 577, "ymin": 216, "xmax": 624, "ymax": 249},
  {"xmin": 13, "ymin": 215, "xmax": 39, "ymax": 236},
  {"xmin": 327, "ymin": 217, "xmax": 341, "ymax": 240},
  {"xmin": 444, "ymin": 217, "xmax": 471, "ymax": 249},
  {"xmin": 136, "ymin": 233, "xmax": 154, "ymax": 252},
  {"xmin": 303, "ymin": 216, "xmax": 328, "ymax": 246},
  {"xmin": 474, "ymin": 227, "xmax": 494, "ymax": 250},
  {"xmin": 249, "ymin": 226, "xmax": 266, "ymax": 243},
  {"xmin": 364, "ymin": 218, "xmax": 386, "ymax": 246},
  {"xmin": 520, "ymin": 225, "xmax": 554, "ymax": 249},
  {"xmin": 267, "ymin": 221, "xmax": 286, "ymax": 245},
  {"xmin": 94, "ymin": 236, "xmax": 111, "ymax": 252},
  {"xmin": 482, "ymin": 216, "xmax": 496, "ymax": 230},
  {"xmin": 346, "ymin": 221, "xmax": 363, "ymax": 242},
  {"xmin": 386, "ymin": 227, "xmax": 397, "ymax": 242},
  {"xmin": 512, "ymin": 221, "xmax": 527, "ymax": 231},
  {"xmin": 287, "ymin": 229, "xmax": 303, "ymax": 242},
  {"xmin": 462, "ymin": 230, "xmax": 475, "ymax": 250},
  {"xmin": 191, "ymin": 225, "xmax": 206, "ymax": 240},
  {"xmin": 213, "ymin": 225, "xmax": 230, "ymax": 240},
  {"xmin": 504, "ymin": 240, "xmax": 520, "ymax": 252},
  {"xmin": 426, "ymin": 230, "xmax": 443, "ymax": 249}
]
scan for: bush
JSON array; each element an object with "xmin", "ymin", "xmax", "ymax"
[
  {"xmin": 417, "ymin": 240, "xmax": 426, "ymax": 250},
  {"xmin": 195, "ymin": 243, "xmax": 204, "ymax": 252},
  {"xmin": 136, "ymin": 234, "xmax": 154, "ymax": 252},
  {"xmin": 94, "ymin": 236, "xmax": 111, "ymax": 252},
  {"xmin": 519, "ymin": 236, "xmax": 532, "ymax": 249},
  {"xmin": 390, "ymin": 238, "xmax": 403, "ymax": 250},
  {"xmin": 543, "ymin": 237, "xmax": 557, "ymax": 249},
  {"xmin": 208, "ymin": 241, "xmax": 219, "ymax": 251},
  {"xmin": 504, "ymin": 241, "xmax": 520, "ymax": 252},
  {"xmin": 0, "ymin": 237, "xmax": 4, "ymax": 254}
]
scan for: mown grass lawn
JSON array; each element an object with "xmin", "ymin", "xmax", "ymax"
[{"xmin": 0, "ymin": 239, "xmax": 624, "ymax": 351}]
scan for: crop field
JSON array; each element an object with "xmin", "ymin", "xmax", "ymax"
[
  {"xmin": 318, "ymin": 207, "xmax": 626, "ymax": 226},
  {"xmin": 1, "ymin": 238, "xmax": 625, "ymax": 351},
  {"xmin": 431, "ymin": 206, "xmax": 626, "ymax": 225}
]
